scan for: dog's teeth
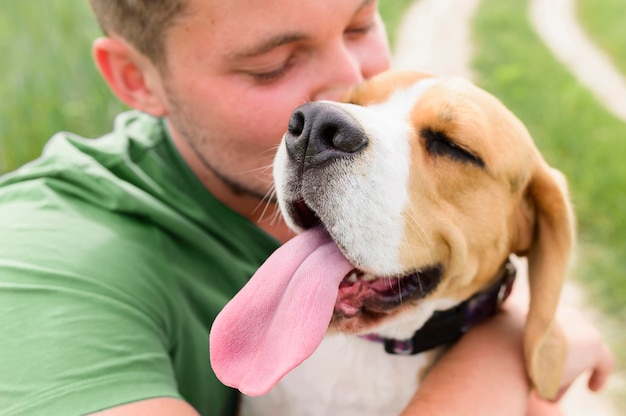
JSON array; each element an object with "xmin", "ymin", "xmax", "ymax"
[
  {"xmin": 346, "ymin": 272, "xmax": 359, "ymax": 283},
  {"xmin": 362, "ymin": 272, "xmax": 376, "ymax": 281}
]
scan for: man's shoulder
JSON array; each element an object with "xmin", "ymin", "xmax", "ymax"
[
  {"xmin": 50, "ymin": 110, "xmax": 166, "ymax": 165},
  {"xmin": 0, "ymin": 110, "xmax": 165, "ymax": 185},
  {"xmin": 0, "ymin": 110, "xmax": 183, "ymax": 243}
]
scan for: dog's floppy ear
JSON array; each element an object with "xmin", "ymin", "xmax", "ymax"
[{"xmin": 516, "ymin": 163, "xmax": 575, "ymax": 399}]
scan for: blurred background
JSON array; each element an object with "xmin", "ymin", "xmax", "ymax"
[
  {"xmin": 0, "ymin": 2, "xmax": 125, "ymax": 173},
  {"xmin": 1, "ymin": 0, "xmax": 624, "ymax": 410}
]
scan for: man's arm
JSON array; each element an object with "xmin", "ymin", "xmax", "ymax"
[
  {"xmin": 401, "ymin": 302, "xmax": 530, "ymax": 416},
  {"xmin": 91, "ymin": 398, "xmax": 200, "ymax": 416},
  {"xmin": 401, "ymin": 296, "xmax": 614, "ymax": 415}
]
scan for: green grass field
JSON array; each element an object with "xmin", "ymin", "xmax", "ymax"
[
  {"xmin": 578, "ymin": 0, "xmax": 626, "ymax": 77},
  {"xmin": 0, "ymin": 2, "xmax": 125, "ymax": 173},
  {"xmin": 574, "ymin": 0, "xmax": 626, "ymax": 320}
]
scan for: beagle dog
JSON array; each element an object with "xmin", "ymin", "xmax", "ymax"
[{"xmin": 211, "ymin": 70, "xmax": 575, "ymax": 416}]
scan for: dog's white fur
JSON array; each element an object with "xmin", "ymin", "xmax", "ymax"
[
  {"xmin": 241, "ymin": 71, "xmax": 574, "ymax": 415},
  {"xmin": 240, "ymin": 333, "xmax": 439, "ymax": 416}
]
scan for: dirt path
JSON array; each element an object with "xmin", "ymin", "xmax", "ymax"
[
  {"xmin": 392, "ymin": 1, "xmax": 621, "ymax": 414},
  {"xmin": 530, "ymin": 0, "xmax": 626, "ymax": 122},
  {"xmin": 392, "ymin": 0, "xmax": 481, "ymax": 80}
]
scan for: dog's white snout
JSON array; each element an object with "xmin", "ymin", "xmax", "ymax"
[{"xmin": 284, "ymin": 102, "xmax": 368, "ymax": 167}]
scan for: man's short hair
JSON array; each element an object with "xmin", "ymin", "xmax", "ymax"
[{"xmin": 89, "ymin": 0, "xmax": 188, "ymax": 69}]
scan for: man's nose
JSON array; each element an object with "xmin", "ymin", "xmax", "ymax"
[
  {"xmin": 311, "ymin": 44, "xmax": 364, "ymax": 102},
  {"xmin": 284, "ymin": 102, "xmax": 368, "ymax": 168}
]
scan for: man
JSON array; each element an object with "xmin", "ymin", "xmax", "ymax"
[{"xmin": 0, "ymin": 1, "xmax": 612, "ymax": 415}]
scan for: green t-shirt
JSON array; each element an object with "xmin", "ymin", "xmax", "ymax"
[{"xmin": 0, "ymin": 111, "xmax": 279, "ymax": 416}]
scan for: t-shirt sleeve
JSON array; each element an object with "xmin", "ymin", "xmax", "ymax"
[{"xmin": 0, "ymin": 189, "xmax": 183, "ymax": 416}]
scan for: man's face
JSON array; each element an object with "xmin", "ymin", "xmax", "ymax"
[{"xmin": 157, "ymin": 0, "xmax": 391, "ymax": 204}]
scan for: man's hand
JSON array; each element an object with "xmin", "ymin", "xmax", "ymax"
[{"xmin": 552, "ymin": 306, "xmax": 614, "ymax": 401}]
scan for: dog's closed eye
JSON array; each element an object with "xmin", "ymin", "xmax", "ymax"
[{"xmin": 421, "ymin": 128, "xmax": 484, "ymax": 168}]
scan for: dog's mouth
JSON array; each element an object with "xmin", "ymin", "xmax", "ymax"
[
  {"xmin": 288, "ymin": 199, "xmax": 323, "ymax": 230},
  {"xmin": 336, "ymin": 267, "xmax": 442, "ymax": 317},
  {"xmin": 289, "ymin": 199, "xmax": 443, "ymax": 318}
]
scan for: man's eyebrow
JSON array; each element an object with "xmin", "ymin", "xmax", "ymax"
[
  {"xmin": 228, "ymin": 33, "xmax": 308, "ymax": 60},
  {"xmin": 229, "ymin": 0, "xmax": 375, "ymax": 60}
]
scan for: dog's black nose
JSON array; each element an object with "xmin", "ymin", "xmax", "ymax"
[{"xmin": 285, "ymin": 102, "xmax": 368, "ymax": 167}]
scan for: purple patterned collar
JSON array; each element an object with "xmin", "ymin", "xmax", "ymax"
[{"xmin": 360, "ymin": 259, "xmax": 516, "ymax": 355}]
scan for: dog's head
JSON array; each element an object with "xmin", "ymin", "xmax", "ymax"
[{"xmin": 273, "ymin": 70, "xmax": 574, "ymax": 399}]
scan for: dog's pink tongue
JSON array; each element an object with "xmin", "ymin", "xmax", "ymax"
[{"xmin": 209, "ymin": 225, "xmax": 353, "ymax": 396}]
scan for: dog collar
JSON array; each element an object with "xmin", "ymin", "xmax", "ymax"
[{"xmin": 360, "ymin": 258, "xmax": 516, "ymax": 355}]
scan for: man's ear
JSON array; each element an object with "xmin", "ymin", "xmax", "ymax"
[{"xmin": 93, "ymin": 36, "xmax": 167, "ymax": 117}]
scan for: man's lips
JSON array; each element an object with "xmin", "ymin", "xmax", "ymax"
[{"xmin": 335, "ymin": 266, "xmax": 443, "ymax": 316}]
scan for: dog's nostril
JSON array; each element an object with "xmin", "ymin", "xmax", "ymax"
[
  {"xmin": 320, "ymin": 124, "xmax": 339, "ymax": 149},
  {"xmin": 318, "ymin": 119, "xmax": 366, "ymax": 155},
  {"xmin": 288, "ymin": 111, "xmax": 305, "ymax": 136}
]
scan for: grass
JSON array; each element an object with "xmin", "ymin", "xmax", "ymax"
[
  {"xmin": 578, "ymin": 0, "xmax": 626, "ymax": 76},
  {"xmin": 0, "ymin": 2, "xmax": 126, "ymax": 174},
  {"xmin": 473, "ymin": 0, "xmax": 626, "ymax": 405}
]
